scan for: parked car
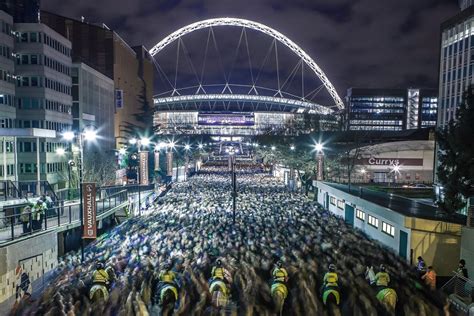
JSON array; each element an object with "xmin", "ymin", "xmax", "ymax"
[{"xmin": 402, "ymin": 183, "xmax": 431, "ymax": 189}]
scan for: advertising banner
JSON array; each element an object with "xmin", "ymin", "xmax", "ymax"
[
  {"xmin": 356, "ymin": 157, "xmax": 423, "ymax": 166},
  {"xmin": 82, "ymin": 182, "xmax": 97, "ymax": 239},
  {"xmin": 198, "ymin": 112, "xmax": 254, "ymax": 126},
  {"xmin": 139, "ymin": 151, "xmax": 149, "ymax": 185},
  {"xmin": 167, "ymin": 151, "xmax": 173, "ymax": 176},
  {"xmin": 316, "ymin": 153, "xmax": 324, "ymax": 181},
  {"xmin": 115, "ymin": 89, "xmax": 123, "ymax": 109},
  {"xmin": 154, "ymin": 151, "xmax": 160, "ymax": 171}
]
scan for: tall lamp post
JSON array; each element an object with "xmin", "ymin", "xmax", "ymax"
[
  {"xmin": 63, "ymin": 129, "xmax": 98, "ymax": 262},
  {"xmin": 129, "ymin": 137, "xmax": 150, "ymax": 216},
  {"xmin": 390, "ymin": 164, "xmax": 401, "ymax": 186},
  {"xmin": 314, "ymin": 142, "xmax": 324, "ymax": 181},
  {"xmin": 226, "ymin": 146, "xmax": 238, "ymax": 224}
]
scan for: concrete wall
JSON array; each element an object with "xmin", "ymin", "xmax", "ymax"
[
  {"xmin": 316, "ymin": 182, "xmax": 407, "ymax": 257},
  {"xmin": 461, "ymin": 226, "xmax": 474, "ymax": 278},
  {"xmin": 406, "ymin": 217, "xmax": 462, "ymax": 275},
  {"xmin": 0, "ymin": 230, "xmax": 57, "ymax": 304}
]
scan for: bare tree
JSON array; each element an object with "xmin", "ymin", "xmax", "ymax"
[{"xmin": 83, "ymin": 151, "xmax": 118, "ymax": 186}]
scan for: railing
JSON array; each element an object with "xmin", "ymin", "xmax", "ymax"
[
  {"xmin": 100, "ymin": 184, "xmax": 155, "ymax": 197},
  {"xmin": 56, "ymin": 188, "xmax": 80, "ymax": 201},
  {"xmin": 55, "ymin": 184, "xmax": 155, "ymax": 202},
  {"xmin": 0, "ymin": 190, "xmax": 128, "ymax": 243},
  {"xmin": 14, "ymin": 180, "xmax": 58, "ymax": 201},
  {"xmin": 441, "ymin": 271, "xmax": 474, "ymax": 314},
  {"xmin": 0, "ymin": 180, "xmax": 22, "ymax": 200}
]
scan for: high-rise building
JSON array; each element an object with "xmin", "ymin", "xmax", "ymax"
[
  {"xmin": 459, "ymin": 0, "xmax": 474, "ymax": 11},
  {"xmin": 346, "ymin": 88, "xmax": 438, "ymax": 131},
  {"xmin": 40, "ymin": 11, "xmax": 154, "ymax": 147},
  {"xmin": 0, "ymin": 0, "xmax": 40, "ymax": 23},
  {"xmin": 0, "ymin": 10, "xmax": 16, "ymax": 182},
  {"xmin": 14, "ymin": 21, "xmax": 73, "ymax": 189},
  {"xmin": 0, "ymin": 9, "xmax": 73, "ymax": 190},
  {"xmin": 438, "ymin": 4, "xmax": 474, "ymax": 127}
]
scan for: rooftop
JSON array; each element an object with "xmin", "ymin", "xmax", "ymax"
[{"xmin": 325, "ymin": 182, "xmax": 466, "ymax": 225}]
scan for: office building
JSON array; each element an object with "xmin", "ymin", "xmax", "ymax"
[
  {"xmin": 346, "ymin": 88, "xmax": 438, "ymax": 131},
  {"xmin": 438, "ymin": 3, "xmax": 474, "ymax": 127},
  {"xmin": 459, "ymin": 0, "xmax": 474, "ymax": 11},
  {"xmin": 14, "ymin": 21, "xmax": 73, "ymax": 189},
  {"xmin": 0, "ymin": 9, "xmax": 73, "ymax": 190},
  {"xmin": 0, "ymin": 10, "xmax": 15, "ymax": 182},
  {"xmin": 71, "ymin": 62, "xmax": 115, "ymax": 153},
  {"xmin": 40, "ymin": 11, "xmax": 154, "ymax": 147}
]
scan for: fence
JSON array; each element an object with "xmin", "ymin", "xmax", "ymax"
[
  {"xmin": 55, "ymin": 184, "xmax": 155, "ymax": 202},
  {"xmin": 441, "ymin": 271, "xmax": 474, "ymax": 314},
  {"xmin": 0, "ymin": 180, "xmax": 22, "ymax": 201},
  {"xmin": 0, "ymin": 190, "xmax": 128, "ymax": 243}
]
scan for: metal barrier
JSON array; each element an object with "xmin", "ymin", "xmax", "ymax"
[
  {"xmin": 441, "ymin": 271, "xmax": 474, "ymax": 314},
  {"xmin": 0, "ymin": 190, "xmax": 128, "ymax": 243},
  {"xmin": 0, "ymin": 180, "xmax": 22, "ymax": 200},
  {"xmin": 100, "ymin": 184, "xmax": 155, "ymax": 197}
]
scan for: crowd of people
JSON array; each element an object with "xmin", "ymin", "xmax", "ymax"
[{"xmin": 12, "ymin": 166, "xmax": 450, "ymax": 315}]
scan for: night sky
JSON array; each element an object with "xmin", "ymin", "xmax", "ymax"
[{"xmin": 42, "ymin": 0, "xmax": 459, "ymax": 103}]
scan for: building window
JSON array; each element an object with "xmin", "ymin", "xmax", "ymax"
[
  {"xmin": 337, "ymin": 199, "xmax": 344, "ymax": 209},
  {"xmin": 368, "ymin": 215, "xmax": 379, "ymax": 228},
  {"xmin": 330, "ymin": 196, "xmax": 336, "ymax": 205},
  {"xmin": 382, "ymin": 222, "xmax": 395, "ymax": 237},
  {"xmin": 356, "ymin": 209, "xmax": 365, "ymax": 221}
]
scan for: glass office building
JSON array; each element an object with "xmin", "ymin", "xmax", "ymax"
[
  {"xmin": 438, "ymin": 3, "xmax": 474, "ymax": 127},
  {"xmin": 346, "ymin": 88, "xmax": 438, "ymax": 131}
]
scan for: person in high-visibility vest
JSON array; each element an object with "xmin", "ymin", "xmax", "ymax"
[
  {"xmin": 323, "ymin": 264, "xmax": 339, "ymax": 289},
  {"xmin": 272, "ymin": 260, "xmax": 289, "ymax": 284},
  {"xmin": 92, "ymin": 262, "xmax": 110, "ymax": 286},
  {"xmin": 375, "ymin": 264, "xmax": 391, "ymax": 292}
]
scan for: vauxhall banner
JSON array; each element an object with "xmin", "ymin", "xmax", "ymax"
[
  {"xmin": 82, "ymin": 183, "xmax": 97, "ymax": 239},
  {"xmin": 139, "ymin": 151, "xmax": 149, "ymax": 185}
]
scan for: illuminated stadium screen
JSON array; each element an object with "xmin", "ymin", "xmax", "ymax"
[{"xmin": 198, "ymin": 112, "xmax": 255, "ymax": 126}]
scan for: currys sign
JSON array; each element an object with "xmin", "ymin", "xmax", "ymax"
[
  {"xmin": 357, "ymin": 157, "xmax": 423, "ymax": 166},
  {"xmin": 368, "ymin": 158, "xmax": 400, "ymax": 166}
]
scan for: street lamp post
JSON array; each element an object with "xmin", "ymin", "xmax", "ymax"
[
  {"xmin": 226, "ymin": 147, "xmax": 238, "ymax": 224},
  {"xmin": 314, "ymin": 143, "xmax": 324, "ymax": 181},
  {"xmin": 63, "ymin": 129, "xmax": 97, "ymax": 262},
  {"xmin": 129, "ymin": 137, "xmax": 150, "ymax": 216}
]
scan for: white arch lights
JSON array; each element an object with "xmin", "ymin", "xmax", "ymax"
[{"xmin": 149, "ymin": 17, "xmax": 344, "ymax": 110}]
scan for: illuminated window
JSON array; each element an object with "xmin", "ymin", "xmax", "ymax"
[
  {"xmin": 337, "ymin": 199, "xmax": 344, "ymax": 209},
  {"xmin": 330, "ymin": 196, "xmax": 336, "ymax": 205},
  {"xmin": 382, "ymin": 222, "xmax": 395, "ymax": 237},
  {"xmin": 356, "ymin": 209, "xmax": 365, "ymax": 221},
  {"xmin": 368, "ymin": 215, "xmax": 379, "ymax": 228}
]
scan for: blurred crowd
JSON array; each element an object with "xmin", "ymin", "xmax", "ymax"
[{"xmin": 12, "ymin": 167, "xmax": 449, "ymax": 316}]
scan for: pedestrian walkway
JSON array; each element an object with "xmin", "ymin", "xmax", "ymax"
[{"xmin": 0, "ymin": 191, "xmax": 128, "ymax": 244}]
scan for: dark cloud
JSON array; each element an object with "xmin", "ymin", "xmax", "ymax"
[{"xmin": 42, "ymin": 0, "xmax": 459, "ymax": 104}]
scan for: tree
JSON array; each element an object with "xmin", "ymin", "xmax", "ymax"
[
  {"xmin": 119, "ymin": 84, "xmax": 154, "ymax": 145},
  {"xmin": 436, "ymin": 87, "xmax": 474, "ymax": 214},
  {"xmin": 83, "ymin": 151, "xmax": 118, "ymax": 186},
  {"xmin": 256, "ymin": 142, "xmax": 317, "ymax": 193}
]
